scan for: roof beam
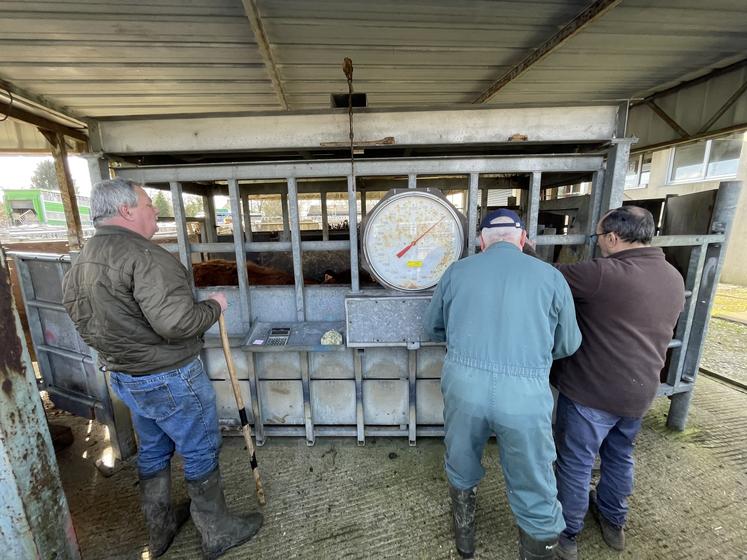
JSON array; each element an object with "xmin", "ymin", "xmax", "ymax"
[
  {"xmin": 0, "ymin": 100, "xmax": 87, "ymax": 142},
  {"xmin": 646, "ymin": 100, "xmax": 690, "ymax": 138},
  {"xmin": 240, "ymin": 0, "xmax": 289, "ymax": 110},
  {"xmin": 0, "ymin": 78, "xmax": 87, "ymax": 125},
  {"xmin": 473, "ymin": 0, "xmax": 623, "ymax": 104},
  {"xmin": 632, "ymin": 58, "xmax": 747, "ymax": 107}
]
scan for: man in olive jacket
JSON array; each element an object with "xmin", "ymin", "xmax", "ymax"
[
  {"xmin": 551, "ymin": 206, "xmax": 685, "ymax": 560},
  {"xmin": 63, "ymin": 178, "xmax": 262, "ymax": 559},
  {"xmin": 424, "ymin": 209, "xmax": 581, "ymax": 560}
]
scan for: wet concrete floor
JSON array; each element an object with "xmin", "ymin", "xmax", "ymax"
[{"xmin": 51, "ymin": 372, "xmax": 747, "ymax": 560}]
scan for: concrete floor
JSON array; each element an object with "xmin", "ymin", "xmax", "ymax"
[{"xmin": 51, "ymin": 373, "xmax": 747, "ymax": 560}]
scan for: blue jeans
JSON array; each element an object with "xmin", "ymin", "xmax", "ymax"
[
  {"xmin": 554, "ymin": 393, "xmax": 642, "ymax": 536},
  {"xmin": 110, "ymin": 357, "xmax": 222, "ymax": 481},
  {"xmin": 442, "ymin": 360, "xmax": 564, "ymax": 541}
]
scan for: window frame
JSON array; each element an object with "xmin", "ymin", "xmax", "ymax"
[{"xmin": 667, "ymin": 135, "xmax": 742, "ymax": 185}]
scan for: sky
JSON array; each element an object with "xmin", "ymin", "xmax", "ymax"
[{"xmin": 0, "ymin": 155, "xmax": 93, "ymax": 195}]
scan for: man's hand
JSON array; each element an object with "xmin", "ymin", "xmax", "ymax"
[{"xmin": 208, "ymin": 292, "xmax": 228, "ymax": 313}]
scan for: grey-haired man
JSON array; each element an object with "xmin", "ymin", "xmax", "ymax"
[{"xmin": 63, "ymin": 178, "xmax": 262, "ymax": 559}]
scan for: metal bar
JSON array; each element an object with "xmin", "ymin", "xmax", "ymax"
[
  {"xmin": 321, "ymin": 192, "xmax": 329, "ymax": 241},
  {"xmin": 0, "ymin": 99, "xmax": 87, "ymax": 142},
  {"xmin": 227, "ymin": 179, "xmax": 251, "ymax": 329},
  {"xmin": 408, "ymin": 350, "xmax": 417, "ymax": 446},
  {"xmin": 467, "ymin": 173, "xmax": 479, "ymax": 256},
  {"xmin": 300, "ymin": 352, "xmax": 314, "ymax": 446},
  {"xmin": 527, "ymin": 171, "xmax": 542, "ymax": 240},
  {"xmin": 37, "ymin": 344, "xmax": 94, "ymax": 364},
  {"xmin": 408, "ymin": 174, "xmax": 417, "ymax": 189},
  {"xmin": 5, "ymin": 252, "xmax": 70, "ymax": 262},
  {"xmin": 246, "ymin": 352, "xmax": 264, "ymax": 445},
  {"xmin": 667, "ymin": 339, "xmax": 682, "ymax": 349},
  {"xmin": 241, "ymin": 193, "xmax": 253, "ymax": 243},
  {"xmin": 535, "ymin": 234, "xmax": 586, "ymax": 245},
  {"xmin": 302, "ymin": 240, "xmax": 350, "ymax": 252},
  {"xmin": 169, "ymin": 181, "xmax": 192, "ymax": 277},
  {"xmin": 646, "ymin": 100, "xmax": 690, "ymax": 138},
  {"xmin": 281, "ymin": 192, "xmax": 290, "ymax": 241},
  {"xmin": 203, "ymin": 194, "xmax": 217, "ymax": 244},
  {"xmin": 586, "ymin": 170, "xmax": 605, "ymax": 258},
  {"xmin": 632, "ymin": 59, "xmax": 747, "ymax": 107},
  {"xmin": 473, "ymin": 0, "xmax": 623, "ymax": 103},
  {"xmin": 697, "ymin": 80, "xmax": 747, "ymax": 134},
  {"xmin": 651, "ymin": 234, "xmax": 725, "ymax": 247},
  {"xmin": 115, "ymin": 156, "xmax": 605, "ymax": 184},
  {"xmin": 601, "ymin": 140, "xmax": 633, "ymax": 212},
  {"xmin": 286, "ymin": 178, "xmax": 306, "ymax": 322},
  {"xmin": 347, "ymin": 175, "xmax": 360, "ymax": 292},
  {"xmin": 354, "ymin": 349, "xmax": 364, "ymax": 446},
  {"xmin": 239, "ymin": 0, "xmax": 289, "ymax": 110},
  {"xmin": 25, "ymin": 299, "xmax": 66, "ymax": 312},
  {"xmin": 361, "ymin": 190, "xmax": 367, "ymax": 218},
  {"xmin": 480, "ymin": 186, "xmax": 489, "ymax": 225}
]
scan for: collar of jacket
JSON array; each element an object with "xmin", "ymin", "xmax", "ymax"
[
  {"xmin": 484, "ymin": 241, "xmax": 521, "ymax": 253},
  {"xmin": 93, "ymin": 224, "xmax": 148, "ymax": 240},
  {"xmin": 606, "ymin": 246, "xmax": 663, "ymax": 260}
]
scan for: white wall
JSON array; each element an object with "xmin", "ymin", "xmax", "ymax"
[{"xmin": 625, "ymin": 135, "xmax": 746, "ymax": 285}]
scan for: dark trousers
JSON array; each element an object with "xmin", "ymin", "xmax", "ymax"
[{"xmin": 554, "ymin": 393, "xmax": 642, "ymax": 536}]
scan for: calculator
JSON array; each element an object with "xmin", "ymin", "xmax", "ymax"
[{"xmin": 265, "ymin": 327, "xmax": 291, "ymax": 346}]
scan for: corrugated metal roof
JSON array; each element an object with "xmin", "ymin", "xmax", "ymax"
[{"xmin": 0, "ymin": 0, "xmax": 745, "ymax": 121}]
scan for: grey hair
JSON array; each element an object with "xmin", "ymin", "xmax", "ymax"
[
  {"xmin": 90, "ymin": 178, "xmax": 142, "ymax": 225},
  {"xmin": 481, "ymin": 216, "xmax": 523, "ymax": 248}
]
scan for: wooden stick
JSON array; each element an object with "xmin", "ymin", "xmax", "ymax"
[{"xmin": 218, "ymin": 315, "xmax": 266, "ymax": 506}]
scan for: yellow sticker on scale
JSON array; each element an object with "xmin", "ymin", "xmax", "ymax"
[{"xmin": 407, "ymin": 260, "xmax": 423, "ymax": 268}]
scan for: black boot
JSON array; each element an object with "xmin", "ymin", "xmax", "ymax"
[
  {"xmin": 518, "ymin": 528, "xmax": 558, "ymax": 560},
  {"xmin": 139, "ymin": 468, "xmax": 190, "ymax": 558},
  {"xmin": 448, "ymin": 484, "xmax": 477, "ymax": 559},
  {"xmin": 186, "ymin": 467, "xmax": 263, "ymax": 560}
]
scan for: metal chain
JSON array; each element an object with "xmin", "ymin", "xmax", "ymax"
[{"xmin": 343, "ymin": 57, "xmax": 355, "ymax": 183}]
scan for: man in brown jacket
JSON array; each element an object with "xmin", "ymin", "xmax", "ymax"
[
  {"xmin": 63, "ymin": 178, "xmax": 262, "ymax": 559},
  {"xmin": 551, "ymin": 206, "xmax": 685, "ymax": 560}
]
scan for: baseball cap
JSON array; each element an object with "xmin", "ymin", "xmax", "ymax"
[{"xmin": 479, "ymin": 208, "xmax": 525, "ymax": 230}]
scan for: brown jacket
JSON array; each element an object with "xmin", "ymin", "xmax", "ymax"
[
  {"xmin": 551, "ymin": 247, "xmax": 685, "ymax": 417},
  {"xmin": 63, "ymin": 226, "xmax": 221, "ymax": 375}
]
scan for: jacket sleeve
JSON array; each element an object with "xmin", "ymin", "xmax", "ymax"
[
  {"xmin": 424, "ymin": 271, "xmax": 449, "ymax": 342},
  {"xmin": 556, "ymin": 259, "xmax": 603, "ymax": 302},
  {"xmin": 132, "ymin": 251, "xmax": 221, "ymax": 341},
  {"xmin": 551, "ymin": 275, "xmax": 582, "ymax": 360}
]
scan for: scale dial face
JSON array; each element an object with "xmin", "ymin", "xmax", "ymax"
[{"xmin": 362, "ymin": 190, "xmax": 465, "ymax": 291}]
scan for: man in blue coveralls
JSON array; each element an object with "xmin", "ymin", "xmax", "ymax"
[{"xmin": 424, "ymin": 209, "xmax": 582, "ymax": 560}]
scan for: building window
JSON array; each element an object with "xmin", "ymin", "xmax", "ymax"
[
  {"xmin": 668, "ymin": 133, "xmax": 743, "ymax": 183},
  {"xmin": 625, "ymin": 153, "xmax": 652, "ymax": 190}
]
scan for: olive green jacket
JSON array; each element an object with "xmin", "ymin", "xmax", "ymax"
[{"xmin": 62, "ymin": 225, "xmax": 221, "ymax": 375}]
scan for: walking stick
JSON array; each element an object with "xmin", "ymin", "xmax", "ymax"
[{"xmin": 218, "ymin": 315, "xmax": 266, "ymax": 506}]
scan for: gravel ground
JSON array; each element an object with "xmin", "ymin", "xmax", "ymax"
[{"xmin": 702, "ymin": 284, "xmax": 747, "ymax": 385}]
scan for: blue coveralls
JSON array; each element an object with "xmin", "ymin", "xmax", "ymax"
[{"xmin": 424, "ymin": 242, "xmax": 581, "ymax": 540}]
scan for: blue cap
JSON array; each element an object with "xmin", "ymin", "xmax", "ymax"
[{"xmin": 479, "ymin": 208, "xmax": 525, "ymax": 230}]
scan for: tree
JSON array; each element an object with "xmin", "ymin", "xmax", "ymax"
[
  {"xmin": 152, "ymin": 191, "xmax": 173, "ymax": 217},
  {"xmin": 30, "ymin": 159, "xmax": 59, "ymax": 190},
  {"xmin": 184, "ymin": 195, "xmax": 203, "ymax": 217}
]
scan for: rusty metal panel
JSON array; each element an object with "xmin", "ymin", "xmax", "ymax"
[
  {"xmin": 363, "ymin": 379, "xmax": 408, "ymax": 425},
  {"xmin": 361, "ymin": 347, "xmax": 408, "ymax": 379},
  {"xmin": 255, "ymin": 352, "xmax": 302, "ymax": 380},
  {"xmin": 309, "ymin": 350, "xmax": 354, "ymax": 380},
  {"xmin": 416, "ymin": 380, "xmax": 445, "ymax": 425},
  {"xmin": 417, "ymin": 347, "xmax": 446, "ymax": 378},
  {"xmin": 310, "ymin": 380, "xmax": 356, "ymax": 424},
  {"xmin": 259, "ymin": 380, "xmax": 304, "ymax": 425}
]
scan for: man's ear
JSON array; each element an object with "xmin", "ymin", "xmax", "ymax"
[
  {"xmin": 479, "ymin": 232, "xmax": 486, "ymax": 251},
  {"xmin": 117, "ymin": 204, "xmax": 132, "ymax": 220},
  {"xmin": 519, "ymin": 229, "xmax": 527, "ymax": 249}
]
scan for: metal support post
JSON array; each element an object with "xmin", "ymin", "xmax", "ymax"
[
  {"xmin": 286, "ymin": 178, "xmax": 305, "ymax": 322},
  {"xmin": 227, "ymin": 179, "xmax": 251, "ymax": 330},
  {"xmin": 408, "ymin": 350, "xmax": 417, "ymax": 446},
  {"xmin": 347, "ymin": 175, "xmax": 360, "ymax": 292},
  {"xmin": 203, "ymin": 193, "xmax": 217, "ymax": 244},
  {"xmin": 527, "ymin": 171, "xmax": 542, "ymax": 239},
  {"xmin": 354, "ymin": 349, "xmax": 365, "ymax": 445},
  {"xmin": 300, "ymin": 352, "xmax": 314, "ymax": 446},
  {"xmin": 667, "ymin": 181, "xmax": 742, "ymax": 430},
  {"xmin": 43, "ymin": 131, "xmax": 83, "ymax": 251},
  {"xmin": 169, "ymin": 181, "xmax": 193, "ymax": 277},
  {"xmin": 281, "ymin": 191, "xmax": 290, "ymax": 241},
  {"xmin": 601, "ymin": 139, "xmax": 634, "ymax": 212},
  {"xmin": 241, "ymin": 193, "xmax": 253, "ymax": 243},
  {"xmin": 467, "ymin": 173, "xmax": 479, "ymax": 254},
  {"xmin": 0, "ymin": 249, "xmax": 80, "ymax": 559},
  {"xmin": 321, "ymin": 191, "xmax": 329, "ymax": 241}
]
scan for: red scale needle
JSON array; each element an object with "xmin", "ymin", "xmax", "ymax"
[{"xmin": 396, "ymin": 217, "xmax": 446, "ymax": 258}]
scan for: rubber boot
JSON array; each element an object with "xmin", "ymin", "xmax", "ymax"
[
  {"xmin": 518, "ymin": 528, "xmax": 558, "ymax": 560},
  {"xmin": 186, "ymin": 467, "xmax": 263, "ymax": 560},
  {"xmin": 448, "ymin": 483, "xmax": 477, "ymax": 559},
  {"xmin": 139, "ymin": 468, "xmax": 190, "ymax": 558}
]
